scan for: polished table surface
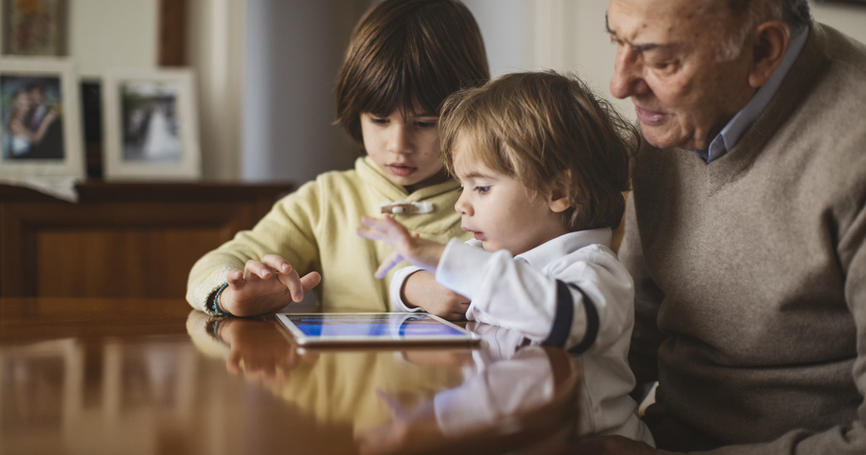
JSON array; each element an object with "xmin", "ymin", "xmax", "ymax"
[{"xmin": 0, "ymin": 298, "xmax": 581, "ymax": 454}]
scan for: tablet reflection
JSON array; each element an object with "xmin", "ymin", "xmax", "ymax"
[
  {"xmin": 186, "ymin": 311, "xmax": 466, "ymax": 431},
  {"xmin": 186, "ymin": 312, "xmax": 577, "ymax": 455},
  {"xmin": 354, "ymin": 323, "xmax": 577, "ymax": 455}
]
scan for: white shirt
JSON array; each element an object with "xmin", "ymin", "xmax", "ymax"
[{"xmin": 390, "ymin": 229, "xmax": 653, "ymax": 443}]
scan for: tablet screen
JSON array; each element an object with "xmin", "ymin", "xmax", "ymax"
[{"xmin": 276, "ymin": 313, "xmax": 478, "ymax": 346}]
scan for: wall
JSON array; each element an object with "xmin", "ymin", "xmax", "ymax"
[
  {"xmin": 241, "ymin": 0, "xmax": 369, "ymax": 184},
  {"xmin": 59, "ymin": 0, "xmax": 866, "ymax": 183},
  {"xmin": 187, "ymin": 0, "xmax": 247, "ymax": 180},
  {"xmin": 462, "ymin": 0, "xmax": 632, "ymax": 120},
  {"xmin": 811, "ymin": 1, "xmax": 866, "ymax": 44},
  {"xmin": 462, "ymin": 0, "xmax": 866, "ymax": 125},
  {"xmin": 68, "ymin": 0, "xmax": 159, "ymax": 78}
]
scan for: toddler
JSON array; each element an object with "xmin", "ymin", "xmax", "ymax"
[{"xmin": 358, "ymin": 71, "xmax": 654, "ymax": 443}]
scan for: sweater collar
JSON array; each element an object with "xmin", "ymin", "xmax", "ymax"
[
  {"xmin": 697, "ymin": 28, "xmax": 809, "ymax": 164},
  {"xmin": 701, "ymin": 23, "xmax": 828, "ymax": 195},
  {"xmin": 356, "ymin": 156, "xmax": 463, "ymax": 235}
]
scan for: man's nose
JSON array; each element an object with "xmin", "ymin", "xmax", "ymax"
[{"xmin": 610, "ymin": 45, "xmax": 646, "ymax": 100}]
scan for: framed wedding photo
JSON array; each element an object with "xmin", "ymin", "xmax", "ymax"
[
  {"xmin": 0, "ymin": 57, "xmax": 83, "ymax": 179},
  {"xmin": 102, "ymin": 69, "xmax": 200, "ymax": 180}
]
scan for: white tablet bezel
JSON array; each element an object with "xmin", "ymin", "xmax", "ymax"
[{"xmin": 275, "ymin": 312, "xmax": 480, "ymax": 346}]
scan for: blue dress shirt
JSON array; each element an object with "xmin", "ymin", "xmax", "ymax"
[{"xmin": 694, "ymin": 28, "xmax": 809, "ymax": 163}]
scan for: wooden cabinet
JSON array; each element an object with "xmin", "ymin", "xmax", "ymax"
[{"xmin": 0, "ymin": 181, "xmax": 294, "ymax": 299}]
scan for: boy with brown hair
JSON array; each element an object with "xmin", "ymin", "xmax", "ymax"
[
  {"xmin": 187, "ymin": 0, "xmax": 489, "ymax": 317},
  {"xmin": 358, "ymin": 71, "xmax": 653, "ymax": 442}
]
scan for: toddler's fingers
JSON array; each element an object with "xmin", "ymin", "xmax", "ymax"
[
  {"xmin": 375, "ymin": 251, "xmax": 403, "ymax": 279},
  {"xmin": 356, "ymin": 226, "xmax": 383, "ymax": 241},
  {"xmin": 360, "ymin": 216, "xmax": 390, "ymax": 232}
]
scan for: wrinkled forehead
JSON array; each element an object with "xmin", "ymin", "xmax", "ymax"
[{"xmin": 607, "ymin": 0, "xmax": 728, "ymax": 42}]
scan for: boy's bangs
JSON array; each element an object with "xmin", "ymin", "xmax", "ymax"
[{"xmin": 360, "ymin": 51, "xmax": 448, "ymax": 119}]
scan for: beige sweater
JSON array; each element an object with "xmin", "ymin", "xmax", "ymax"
[
  {"xmin": 620, "ymin": 23, "xmax": 866, "ymax": 454},
  {"xmin": 187, "ymin": 157, "xmax": 470, "ymax": 313}
]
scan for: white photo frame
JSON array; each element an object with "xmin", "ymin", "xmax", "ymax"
[
  {"xmin": 103, "ymin": 68, "xmax": 200, "ymax": 180},
  {"xmin": 0, "ymin": 57, "xmax": 84, "ymax": 180}
]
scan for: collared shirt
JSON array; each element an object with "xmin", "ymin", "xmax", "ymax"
[
  {"xmin": 695, "ymin": 28, "xmax": 809, "ymax": 163},
  {"xmin": 390, "ymin": 228, "xmax": 654, "ymax": 443}
]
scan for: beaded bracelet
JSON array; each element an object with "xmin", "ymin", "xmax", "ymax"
[{"xmin": 209, "ymin": 283, "xmax": 232, "ymax": 317}]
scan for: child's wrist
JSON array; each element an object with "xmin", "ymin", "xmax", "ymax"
[
  {"xmin": 401, "ymin": 271, "xmax": 422, "ymax": 308},
  {"xmin": 208, "ymin": 283, "xmax": 233, "ymax": 317},
  {"xmin": 411, "ymin": 238, "xmax": 445, "ymax": 271}
]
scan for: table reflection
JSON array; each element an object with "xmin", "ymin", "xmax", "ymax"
[
  {"xmin": 0, "ymin": 297, "xmax": 579, "ymax": 455},
  {"xmin": 187, "ymin": 312, "xmax": 579, "ymax": 455}
]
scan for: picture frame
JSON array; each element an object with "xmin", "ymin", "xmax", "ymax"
[
  {"xmin": 102, "ymin": 68, "xmax": 200, "ymax": 181},
  {"xmin": 0, "ymin": 57, "xmax": 83, "ymax": 180},
  {"xmin": 1, "ymin": 0, "xmax": 69, "ymax": 57}
]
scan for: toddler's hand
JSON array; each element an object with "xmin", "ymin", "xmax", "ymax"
[
  {"xmin": 357, "ymin": 215, "xmax": 446, "ymax": 278},
  {"xmin": 220, "ymin": 254, "xmax": 321, "ymax": 317},
  {"xmin": 402, "ymin": 271, "xmax": 470, "ymax": 321}
]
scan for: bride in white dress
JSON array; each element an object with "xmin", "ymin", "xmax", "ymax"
[{"xmin": 141, "ymin": 102, "xmax": 182, "ymax": 162}]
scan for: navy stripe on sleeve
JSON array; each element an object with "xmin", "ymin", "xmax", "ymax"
[
  {"xmin": 543, "ymin": 280, "xmax": 600, "ymax": 354},
  {"xmin": 543, "ymin": 280, "xmax": 575, "ymax": 348},
  {"xmin": 567, "ymin": 283, "xmax": 599, "ymax": 354}
]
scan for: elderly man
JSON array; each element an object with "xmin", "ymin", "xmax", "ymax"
[{"xmin": 573, "ymin": 0, "xmax": 866, "ymax": 454}]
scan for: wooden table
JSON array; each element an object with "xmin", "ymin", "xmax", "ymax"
[{"xmin": 0, "ymin": 298, "xmax": 581, "ymax": 454}]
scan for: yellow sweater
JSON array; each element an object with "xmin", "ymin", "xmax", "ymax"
[{"xmin": 187, "ymin": 157, "xmax": 470, "ymax": 312}]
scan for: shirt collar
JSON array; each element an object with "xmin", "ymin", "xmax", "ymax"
[
  {"xmin": 696, "ymin": 27, "xmax": 809, "ymax": 163},
  {"xmin": 513, "ymin": 228, "xmax": 612, "ymax": 270}
]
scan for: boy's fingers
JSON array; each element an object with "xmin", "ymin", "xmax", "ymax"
[
  {"xmin": 262, "ymin": 254, "xmax": 292, "ymax": 274},
  {"xmin": 245, "ymin": 260, "xmax": 275, "ymax": 280},
  {"xmin": 227, "ymin": 269, "xmax": 245, "ymax": 284},
  {"xmin": 279, "ymin": 270, "xmax": 306, "ymax": 302},
  {"xmin": 299, "ymin": 271, "xmax": 322, "ymax": 292},
  {"xmin": 226, "ymin": 352, "xmax": 242, "ymax": 374}
]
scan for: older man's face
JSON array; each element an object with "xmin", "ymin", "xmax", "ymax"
[{"xmin": 607, "ymin": 0, "xmax": 757, "ymax": 150}]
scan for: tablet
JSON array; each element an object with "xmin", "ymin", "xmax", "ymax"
[{"xmin": 276, "ymin": 312, "xmax": 480, "ymax": 346}]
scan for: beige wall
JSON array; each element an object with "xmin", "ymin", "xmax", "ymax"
[
  {"xmin": 187, "ymin": 0, "xmax": 246, "ymax": 180},
  {"xmin": 53, "ymin": 0, "xmax": 866, "ymax": 181},
  {"xmin": 69, "ymin": 0, "xmax": 159, "ymax": 78},
  {"xmin": 811, "ymin": 0, "xmax": 866, "ymax": 44},
  {"xmin": 467, "ymin": 0, "xmax": 866, "ymax": 125}
]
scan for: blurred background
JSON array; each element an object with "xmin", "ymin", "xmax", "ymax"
[{"xmin": 4, "ymin": 0, "xmax": 866, "ymax": 186}]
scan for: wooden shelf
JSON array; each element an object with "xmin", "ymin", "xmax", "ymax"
[{"xmin": 0, "ymin": 180, "xmax": 294, "ymax": 299}]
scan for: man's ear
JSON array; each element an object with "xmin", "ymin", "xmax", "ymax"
[
  {"xmin": 547, "ymin": 178, "xmax": 571, "ymax": 214},
  {"xmin": 748, "ymin": 21, "xmax": 790, "ymax": 89}
]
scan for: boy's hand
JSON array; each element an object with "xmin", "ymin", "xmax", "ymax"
[
  {"xmin": 402, "ymin": 271, "xmax": 470, "ymax": 321},
  {"xmin": 220, "ymin": 254, "xmax": 321, "ymax": 317},
  {"xmin": 357, "ymin": 215, "xmax": 446, "ymax": 278}
]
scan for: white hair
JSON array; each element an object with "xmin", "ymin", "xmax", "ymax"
[{"xmin": 713, "ymin": 0, "xmax": 810, "ymax": 62}]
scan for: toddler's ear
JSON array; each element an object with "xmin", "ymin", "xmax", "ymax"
[{"xmin": 547, "ymin": 177, "xmax": 571, "ymax": 214}]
